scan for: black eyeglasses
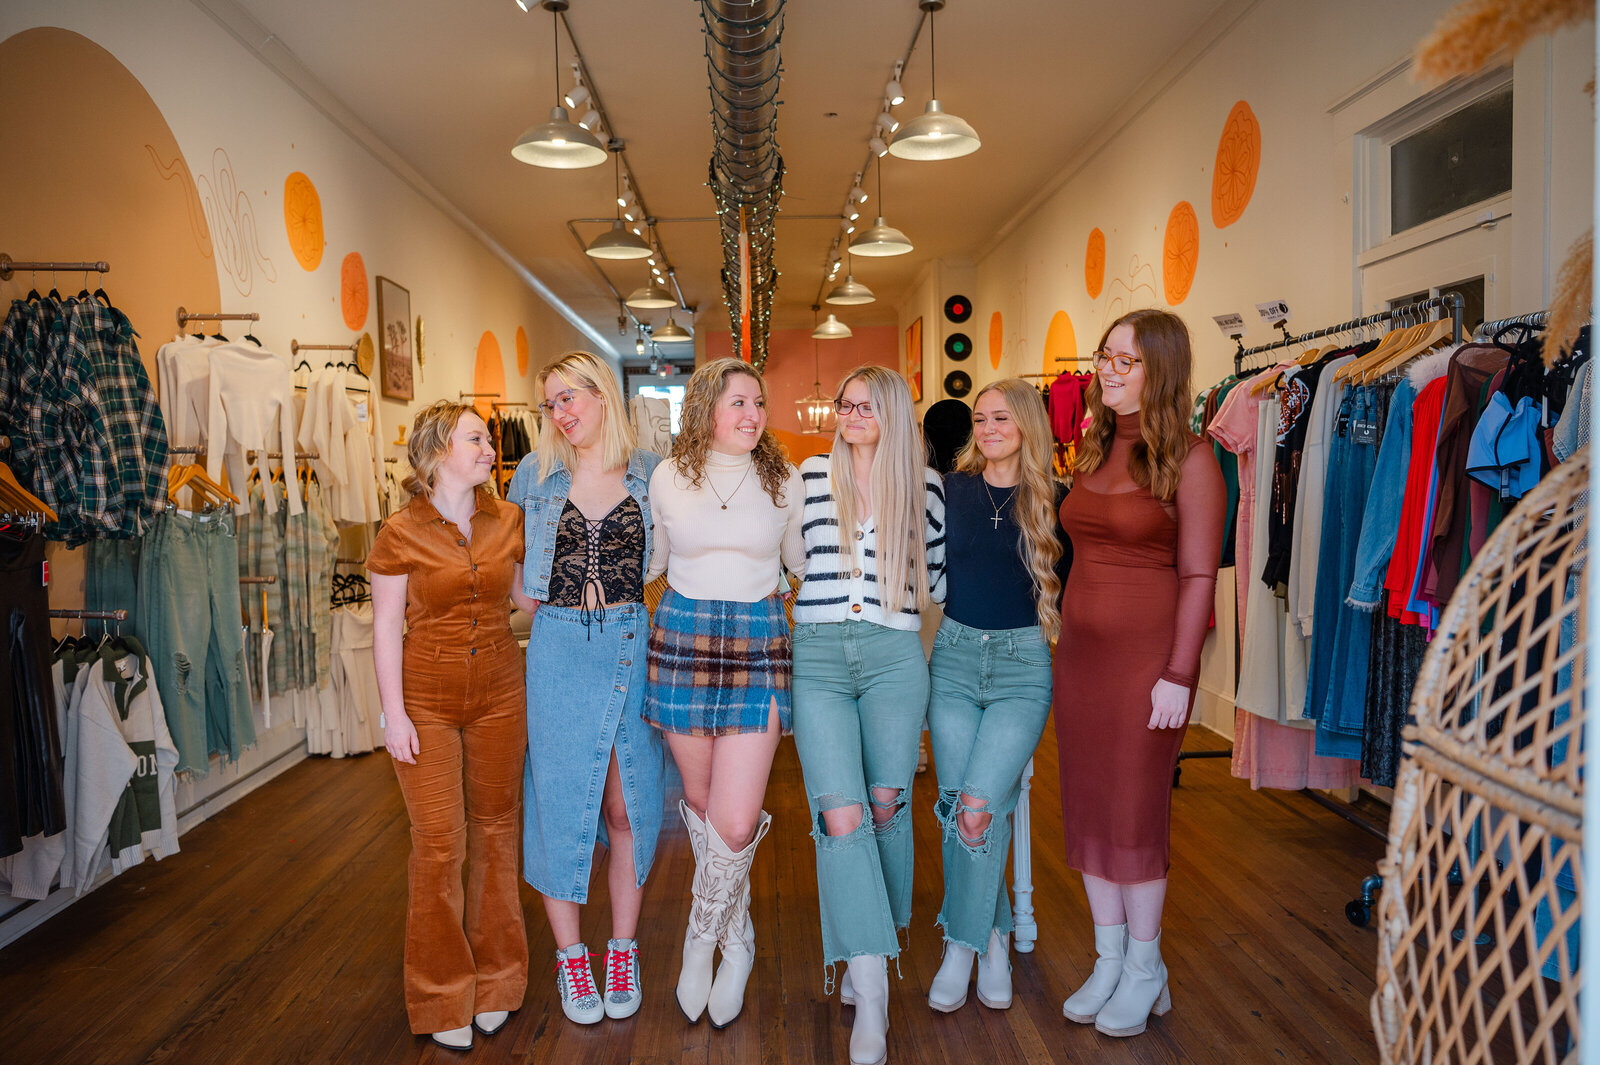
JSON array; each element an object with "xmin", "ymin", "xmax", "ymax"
[{"xmin": 833, "ymin": 398, "xmax": 876, "ymax": 418}]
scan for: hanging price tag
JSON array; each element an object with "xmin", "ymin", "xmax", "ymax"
[
  {"xmin": 1212, "ymin": 312, "xmax": 1247, "ymax": 339},
  {"xmin": 40, "ymin": 560, "xmax": 49, "ymax": 587},
  {"xmin": 355, "ymin": 400, "xmax": 369, "ymax": 423},
  {"xmin": 1256, "ymin": 300, "xmax": 1290, "ymax": 327}
]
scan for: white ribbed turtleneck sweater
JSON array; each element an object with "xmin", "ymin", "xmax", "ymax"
[{"xmin": 645, "ymin": 447, "xmax": 807, "ymax": 603}]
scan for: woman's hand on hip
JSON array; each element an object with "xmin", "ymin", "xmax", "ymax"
[
  {"xmin": 385, "ymin": 710, "xmax": 420, "ymax": 763},
  {"xmin": 1147, "ymin": 679, "xmax": 1191, "ymax": 730}
]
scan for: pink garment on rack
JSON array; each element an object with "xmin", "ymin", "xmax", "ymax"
[{"xmin": 1209, "ymin": 371, "xmax": 1359, "ymax": 792}]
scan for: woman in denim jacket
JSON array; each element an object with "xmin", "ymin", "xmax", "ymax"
[{"xmin": 507, "ymin": 352, "xmax": 665, "ymax": 1027}]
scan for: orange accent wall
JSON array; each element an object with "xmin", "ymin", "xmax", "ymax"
[{"xmin": 705, "ymin": 325, "xmax": 898, "ymax": 444}]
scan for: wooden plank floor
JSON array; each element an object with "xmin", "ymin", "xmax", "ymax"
[{"xmin": 0, "ymin": 720, "xmax": 1386, "ymax": 1064}]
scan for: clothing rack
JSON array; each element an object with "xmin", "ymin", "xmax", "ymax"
[
  {"xmin": 333, "ymin": 557, "xmax": 364, "ymax": 565},
  {"xmin": 1232, "ymin": 292, "xmax": 1465, "ymax": 374},
  {"xmin": 0, "ymin": 254, "xmax": 110, "ymax": 282},
  {"xmin": 290, "ymin": 339, "xmax": 357, "ymax": 356},
  {"xmin": 176, "ymin": 306, "xmax": 259, "ymax": 329},
  {"xmin": 239, "ymin": 576, "xmax": 277, "ymax": 585},
  {"xmin": 169, "ymin": 446, "xmax": 203, "ymax": 456},
  {"xmin": 490, "ymin": 402, "xmax": 530, "ymax": 409},
  {"xmin": 459, "ymin": 392, "xmax": 501, "ymax": 399},
  {"xmin": 244, "ymin": 450, "xmax": 320, "ymax": 462},
  {"xmin": 1475, "ymin": 309, "xmax": 1551, "ymax": 336},
  {"xmin": 49, "ymin": 609, "xmax": 127, "ymax": 621}
]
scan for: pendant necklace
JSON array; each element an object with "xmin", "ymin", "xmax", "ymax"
[
  {"xmin": 982, "ymin": 477, "xmax": 1014, "ymax": 529},
  {"xmin": 708, "ymin": 461, "xmax": 753, "ymax": 510}
]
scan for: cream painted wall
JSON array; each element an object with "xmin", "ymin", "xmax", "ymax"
[
  {"xmin": 0, "ymin": 0, "xmax": 599, "ymax": 922},
  {"xmin": 899, "ymin": 0, "xmax": 1595, "ymax": 735}
]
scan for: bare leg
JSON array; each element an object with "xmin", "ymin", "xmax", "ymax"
[
  {"xmin": 1081, "ymin": 872, "xmax": 1128, "ymax": 927},
  {"xmin": 600, "ymin": 749, "xmax": 643, "ymax": 941},
  {"xmin": 542, "ymin": 897, "xmax": 582, "ymax": 951},
  {"xmin": 1120, "ymin": 878, "xmax": 1167, "ymax": 942},
  {"xmin": 663, "ymin": 731, "xmax": 713, "ymax": 821},
  {"xmin": 704, "ymin": 701, "xmax": 782, "ymax": 849}
]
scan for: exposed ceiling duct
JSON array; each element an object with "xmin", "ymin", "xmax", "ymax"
[{"xmin": 700, "ymin": 0, "xmax": 785, "ymax": 370}]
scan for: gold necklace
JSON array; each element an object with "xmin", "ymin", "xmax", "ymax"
[{"xmin": 707, "ymin": 461, "xmax": 753, "ymax": 510}]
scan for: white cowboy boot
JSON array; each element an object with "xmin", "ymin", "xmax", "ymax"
[
  {"xmin": 706, "ymin": 811, "xmax": 773, "ymax": 1028},
  {"xmin": 975, "ymin": 929, "xmax": 1012, "ymax": 1009},
  {"xmin": 1094, "ymin": 931, "xmax": 1170, "ymax": 1037},
  {"xmin": 1062, "ymin": 922, "xmax": 1126, "ymax": 1023},
  {"xmin": 676, "ymin": 803, "xmax": 736, "ymax": 1022}
]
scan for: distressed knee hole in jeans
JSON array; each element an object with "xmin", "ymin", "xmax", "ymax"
[
  {"xmin": 812, "ymin": 796, "xmax": 869, "ymax": 847},
  {"xmin": 173, "ymin": 652, "xmax": 192, "ymax": 695},
  {"xmin": 869, "ymin": 785, "xmax": 908, "ymax": 840},
  {"xmin": 936, "ymin": 786, "xmax": 997, "ymax": 857}
]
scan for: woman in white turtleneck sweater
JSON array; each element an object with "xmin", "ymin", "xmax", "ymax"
[{"xmin": 643, "ymin": 357, "xmax": 805, "ymax": 1029}]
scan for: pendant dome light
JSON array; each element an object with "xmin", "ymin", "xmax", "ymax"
[
  {"xmin": 826, "ymin": 251, "xmax": 876, "ymax": 305},
  {"xmin": 889, "ymin": 0, "xmax": 981, "ymax": 161},
  {"xmin": 654, "ymin": 313, "xmax": 693, "ymax": 343},
  {"xmin": 625, "ymin": 279, "xmax": 677, "ymax": 309},
  {"xmin": 511, "ymin": 1, "xmax": 607, "ymax": 169},
  {"xmin": 812, "ymin": 312, "xmax": 853, "ymax": 339},
  {"xmin": 850, "ymin": 159, "xmax": 914, "ymax": 257},
  {"xmin": 586, "ymin": 147, "xmax": 653, "ymax": 259}
]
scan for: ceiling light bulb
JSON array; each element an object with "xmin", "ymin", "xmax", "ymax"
[
  {"xmin": 869, "ymin": 136, "xmax": 889, "ymax": 157},
  {"xmin": 850, "ymin": 184, "xmax": 868, "ymax": 203},
  {"xmin": 875, "ymin": 111, "xmax": 899, "ymax": 134},
  {"xmin": 886, "ymin": 78, "xmax": 904, "ymax": 106},
  {"xmin": 577, "ymin": 107, "xmax": 602, "ymax": 133},
  {"xmin": 636, "ymin": 337, "xmax": 646, "ymax": 355},
  {"xmin": 623, "ymin": 208, "xmax": 636, "ymax": 221},
  {"xmin": 647, "ymin": 257, "xmax": 656, "ymax": 266},
  {"xmin": 564, "ymin": 83, "xmax": 589, "ymax": 110},
  {"xmin": 848, "ymin": 207, "xmax": 860, "ymax": 221}
]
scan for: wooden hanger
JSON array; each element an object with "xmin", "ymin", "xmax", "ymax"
[
  {"xmin": 168, "ymin": 462, "xmax": 239, "ymax": 507},
  {"xmin": 0, "ymin": 464, "xmax": 57, "ymax": 521},
  {"xmin": 1332, "ymin": 321, "xmax": 1422, "ymax": 384},
  {"xmin": 1359, "ymin": 317, "xmax": 1455, "ymax": 383}
]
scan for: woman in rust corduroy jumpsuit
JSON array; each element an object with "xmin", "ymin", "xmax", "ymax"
[{"xmin": 368, "ymin": 401, "xmax": 529, "ymax": 1051}]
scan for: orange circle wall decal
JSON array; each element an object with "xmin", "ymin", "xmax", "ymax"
[
  {"xmin": 1085, "ymin": 228, "xmax": 1106, "ymax": 299},
  {"xmin": 283, "ymin": 171, "xmax": 324, "ymax": 271},
  {"xmin": 1162, "ymin": 201, "xmax": 1199, "ymax": 305},
  {"xmin": 473, "ymin": 331, "xmax": 506, "ymax": 421},
  {"xmin": 1211, "ymin": 100, "xmax": 1261, "ymax": 229},
  {"xmin": 339, "ymin": 252, "xmax": 368, "ymax": 329},
  {"xmin": 1042, "ymin": 310, "xmax": 1078, "ymax": 373},
  {"xmin": 988, "ymin": 312, "xmax": 1003, "ymax": 370},
  {"xmin": 515, "ymin": 327, "xmax": 530, "ymax": 376}
]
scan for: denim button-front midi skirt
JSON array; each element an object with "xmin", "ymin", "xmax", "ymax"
[{"xmin": 521, "ymin": 602, "xmax": 666, "ymax": 902}]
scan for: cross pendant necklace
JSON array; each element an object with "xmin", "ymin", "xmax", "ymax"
[{"xmin": 982, "ymin": 478, "xmax": 1013, "ymax": 529}]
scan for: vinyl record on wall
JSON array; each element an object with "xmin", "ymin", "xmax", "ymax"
[
  {"xmin": 944, "ymin": 331, "xmax": 972, "ymax": 361},
  {"xmin": 943, "ymin": 294, "xmax": 972, "ymax": 323},
  {"xmin": 944, "ymin": 370, "xmax": 972, "ymax": 397}
]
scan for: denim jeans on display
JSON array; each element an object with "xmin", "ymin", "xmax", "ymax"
[
  {"xmin": 138, "ymin": 510, "xmax": 255, "ymax": 775},
  {"xmin": 1346, "ymin": 377, "xmax": 1418, "ymax": 611},
  {"xmin": 792, "ymin": 620, "xmax": 929, "ymax": 967},
  {"xmin": 1307, "ymin": 385, "xmax": 1384, "ymax": 760},
  {"xmin": 926, "ymin": 617, "xmax": 1052, "ymax": 952}
]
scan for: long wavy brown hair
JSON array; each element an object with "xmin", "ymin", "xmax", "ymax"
[
  {"xmin": 670, "ymin": 357, "xmax": 791, "ymax": 504},
  {"xmin": 954, "ymin": 379, "xmax": 1064, "ymax": 642},
  {"xmin": 1074, "ymin": 309, "xmax": 1194, "ymax": 501}
]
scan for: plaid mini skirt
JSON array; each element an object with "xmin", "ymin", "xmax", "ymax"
[{"xmin": 644, "ymin": 587, "xmax": 792, "ymax": 736}]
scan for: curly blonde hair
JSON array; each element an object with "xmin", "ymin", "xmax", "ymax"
[
  {"xmin": 403, "ymin": 400, "xmax": 481, "ymax": 497},
  {"xmin": 669, "ymin": 357, "xmax": 792, "ymax": 505}
]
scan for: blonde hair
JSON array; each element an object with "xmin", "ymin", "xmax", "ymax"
[
  {"xmin": 1075, "ymin": 309, "xmax": 1195, "ymax": 502},
  {"xmin": 829, "ymin": 365, "xmax": 930, "ymax": 615},
  {"xmin": 954, "ymin": 379, "xmax": 1064, "ymax": 642},
  {"xmin": 403, "ymin": 400, "xmax": 479, "ymax": 497},
  {"xmin": 535, "ymin": 351, "xmax": 636, "ymax": 479},
  {"xmin": 671, "ymin": 358, "xmax": 792, "ymax": 504}
]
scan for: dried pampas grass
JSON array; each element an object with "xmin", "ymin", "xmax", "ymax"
[
  {"xmin": 1414, "ymin": 0, "xmax": 1594, "ymax": 84},
  {"xmin": 1545, "ymin": 229, "xmax": 1592, "ymax": 365}
]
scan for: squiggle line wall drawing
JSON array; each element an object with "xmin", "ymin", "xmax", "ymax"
[
  {"xmin": 1097, "ymin": 254, "xmax": 1160, "ymax": 335},
  {"xmin": 145, "ymin": 145, "xmax": 212, "ymax": 262},
  {"xmin": 194, "ymin": 148, "xmax": 276, "ymax": 297}
]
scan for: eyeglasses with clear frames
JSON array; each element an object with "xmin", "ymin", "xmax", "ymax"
[
  {"xmin": 539, "ymin": 388, "xmax": 586, "ymax": 415},
  {"xmin": 1092, "ymin": 350, "xmax": 1143, "ymax": 375},
  {"xmin": 833, "ymin": 398, "xmax": 876, "ymax": 418}
]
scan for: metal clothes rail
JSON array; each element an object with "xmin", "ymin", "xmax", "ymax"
[
  {"xmin": 1475, "ymin": 309, "xmax": 1551, "ymax": 336},
  {"xmin": 1233, "ymin": 292, "xmax": 1465, "ymax": 374},
  {"xmin": 176, "ymin": 306, "xmax": 259, "ymax": 329},
  {"xmin": 0, "ymin": 254, "xmax": 110, "ymax": 281}
]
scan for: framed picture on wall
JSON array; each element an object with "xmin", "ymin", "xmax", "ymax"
[
  {"xmin": 376, "ymin": 275, "xmax": 413, "ymax": 401},
  {"xmin": 905, "ymin": 316, "xmax": 923, "ymax": 402}
]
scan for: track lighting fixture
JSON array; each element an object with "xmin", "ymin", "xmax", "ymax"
[
  {"xmin": 869, "ymin": 136, "xmax": 889, "ymax": 157},
  {"xmin": 885, "ymin": 60, "xmax": 905, "ymax": 106},
  {"xmin": 850, "ymin": 180, "xmax": 869, "ymax": 203},
  {"xmin": 875, "ymin": 111, "xmax": 900, "ymax": 135},
  {"xmin": 515, "ymin": 0, "xmax": 530, "ymax": 11},
  {"xmin": 564, "ymin": 83, "xmax": 589, "ymax": 110}
]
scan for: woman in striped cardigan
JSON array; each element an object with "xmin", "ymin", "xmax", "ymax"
[{"xmin": 790, "ymin": 365, "xmax": 946, "ymax": 1065}]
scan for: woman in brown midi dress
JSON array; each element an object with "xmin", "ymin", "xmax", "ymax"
[{"xmin": 1054, "ymin": 309, "xmax": 1225, "ymax": 1038}]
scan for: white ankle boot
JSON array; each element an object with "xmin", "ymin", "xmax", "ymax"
[
  {"xmin": 839, "ymin": 965, "xmax": 856, "ymax": 1005},
  {"xmin": 429, "ymin": 1024, "xmax": 472, "ymax": 1050},
  {"xmin": 975, "ymin": 929, "xmax": 1012, "ymax": 1009},
  {"xmin": 706, "ymin": 811, "xmax": 772, "ymax": 1028},
  {"xmin": 846, "ymin": 955, "xmax": 889, "ymax": 1065},
  {"xmin": 1062, "ymin": 923, "xmax": 1126, "ymax": 1023},
  {"xmin": 927, "ymin": 942, "xmax": 975, "ymax": 1012},
  {"xmin": 1094, "ymin": 931, "xmax": 1170, "ymax": 1037}
]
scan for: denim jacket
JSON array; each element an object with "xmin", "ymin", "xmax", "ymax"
[{"xmin": 507, "ymin": 448, "xmax": 662, "ymax": 601}]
